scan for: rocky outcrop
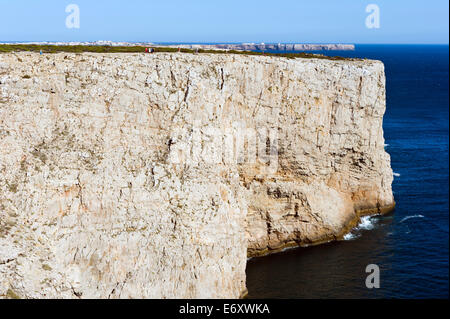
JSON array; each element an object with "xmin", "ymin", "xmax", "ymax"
[
  {"xmin": 0, "ymin": 51, "xmax": 393, "ymax": 299},
  {"xmin": 242, "ymin": 56, "xmax": 394, "ymax": 256}
]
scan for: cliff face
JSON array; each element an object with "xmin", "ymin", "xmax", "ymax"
[{"xmin": 0, "ymin": 52, "xmax": 394, "ymax": 298}]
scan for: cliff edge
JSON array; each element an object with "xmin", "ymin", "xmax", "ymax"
[{"xmin": 0, "ymin": 52, "xmax": 394, "ymax": 298}]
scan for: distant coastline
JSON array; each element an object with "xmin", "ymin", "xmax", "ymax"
[
  {"xmin": 0, "ymin": 41, "xmax": 355, "ymax": 51},
  {"xmin": 152, "ymin": 43, "xmax": 355, "ymax": 51}
]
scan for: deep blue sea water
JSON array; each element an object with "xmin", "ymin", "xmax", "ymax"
[{"xmin": 246, "ymin": 45, "xmax": 449, "ymax": 298}]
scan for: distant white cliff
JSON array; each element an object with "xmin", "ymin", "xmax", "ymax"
[{"xmin": 0, "ymin": 41, "xmax": 355, "ymax": 51}]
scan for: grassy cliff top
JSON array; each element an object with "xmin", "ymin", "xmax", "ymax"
[{"xmin": 0, "ymin": 44, "xmax": 359, "ymax": 61}]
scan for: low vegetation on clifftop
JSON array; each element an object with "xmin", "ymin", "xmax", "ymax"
[{"xmin": 0, "ymin": 44, "xmax": 358, "ymax": 61}]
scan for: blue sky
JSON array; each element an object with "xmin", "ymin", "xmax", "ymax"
[{"xmin": 0, "ymin": 0, "xmax": 448, "ymax": 43}]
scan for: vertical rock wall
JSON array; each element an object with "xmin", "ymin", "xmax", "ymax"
[{"xmin": 0, "ymin": 52, "xmax": 393, "ymax": 298}]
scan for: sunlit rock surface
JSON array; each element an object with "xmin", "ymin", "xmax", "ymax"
[{"xmin": 0, "ymin": 52, "xmax": 393, "ymax": 298}]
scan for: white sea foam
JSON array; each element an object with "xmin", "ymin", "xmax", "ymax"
[
  {"xmin": 384, "ymin": 143, "xmax": 389, "ymax": 147},
  {"xmin": 343, "ymin": 232, "xmax": 359, "ymax": 240},
  {"xmin": 343, "ymin": 216, "xmax": 376, "ymax": 240},
  {"xmin": 400, "ymin": 214, "xmax": 424, "ymax": 223},
  {"xmin": 356, "ymin": 216, "xmax": 376, "ymax": 230},
  {"xmin": 393, "ymin": 172, "xmax": 401, "ymax": 177}
]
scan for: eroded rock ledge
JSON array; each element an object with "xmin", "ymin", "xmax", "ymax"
[{"xmin": 0, "ymin": 52, "xmax": 394, "ymax": 298}]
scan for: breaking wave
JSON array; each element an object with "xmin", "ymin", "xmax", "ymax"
[
  {"xmin": 343, "ymin": 232, "xmax": 360, "ymax": 240},
  {"xmin": 400, "ymin": 214, "xmax": 424, "ymax": 223},
  {"xmin": 356, "ymin": 216, "xmax": 376, "ymax": 230},
  {"xmin": 343, "ymin": 216, "xmax": 377, "ymax": 240}
]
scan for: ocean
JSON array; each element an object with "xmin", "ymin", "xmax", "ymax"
[{"xmin": 245, "ymin": 45, "xmax": 449, "ymax": 298}]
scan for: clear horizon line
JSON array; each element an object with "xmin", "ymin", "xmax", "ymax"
[{"xmin": 0, "ymin": 40, "xmax": 448, "ymax": 45}]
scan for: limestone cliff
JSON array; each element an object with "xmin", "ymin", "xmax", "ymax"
[{"xmin": 0, "ymin": 52, "xmax": 394, "ymax": 298}]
